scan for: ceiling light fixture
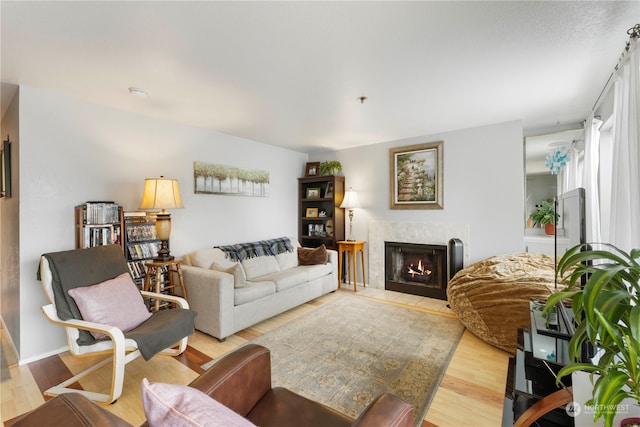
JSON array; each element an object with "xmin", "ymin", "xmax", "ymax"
[
  {"xmin": 128, "ymin": 87, "xmax": 148, "ymax": 97},
  {"xmin": 357, "ymin": 96, "xmax": 367, "ymax": 104}
]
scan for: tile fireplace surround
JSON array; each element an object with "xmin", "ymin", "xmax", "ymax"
[{"xmin": 368, "ymin": 221, "xmax": 470, "ymax": 289}]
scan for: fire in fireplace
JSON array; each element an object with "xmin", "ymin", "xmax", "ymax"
[
  {"xmin": 384, "ymin": 239, "xmax": 463, "ymax": 300},
  {"xmin": 406, "ymin": 258, "xmax": 434, "ymax": 284}
]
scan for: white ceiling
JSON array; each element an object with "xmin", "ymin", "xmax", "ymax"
[{"xmin": 1, "ymin": 1, "xmax": 638, "ymax": 154}]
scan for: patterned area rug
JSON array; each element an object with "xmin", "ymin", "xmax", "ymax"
[{"xmin": 207, "ymin": 296, "xmax": 464, "ymax": 425}]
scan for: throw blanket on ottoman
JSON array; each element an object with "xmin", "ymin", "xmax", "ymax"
[{"xmin": 447, "ymin": 252, "xmax": 557, "ymax": 354}]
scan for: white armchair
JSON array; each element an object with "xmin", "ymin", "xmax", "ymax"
[{"xmin": 38, "ymin": 245, "xmax": 196, "ymax": 404}]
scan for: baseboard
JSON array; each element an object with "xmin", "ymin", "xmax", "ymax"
[{"xmin": 18, "ymin": 345, "xmax": 69, "ymax": 366}]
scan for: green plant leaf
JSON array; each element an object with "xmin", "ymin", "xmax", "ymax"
[
  {"xmin": 592, "ymin": 371, "xmax": 630, "ymax": 420},
  {"xmin": 594, "ymin": 310, "xmax": 628, "ymax": 361},
  {"xmin": 630, "ymin": 304, "xmax": 640, "ymax": 344},
  {"xmin": 546, "ymin": 242, "xmax": 640, "ymax": 425}
]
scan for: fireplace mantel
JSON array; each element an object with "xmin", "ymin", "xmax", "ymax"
[{"xmin": 368, "ymin": 221, "xmax": 470, "ymax": 289}]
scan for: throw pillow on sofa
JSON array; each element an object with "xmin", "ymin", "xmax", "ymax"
[
  {"xmin": 275, "ymin": 238, "xmax": 300, "ymax": 270},
  {"xmin": 298, "ymin": 245, "xmax": 328, "ymax": 265},
  {"xmin": 241, "ymin": 255, "xmax": 280, "ymax": 280},
  {"xmin": 210, "ymin": 263, "xmax": 246, "ymax": 288},
  {"xmin": 141, "ymin": 378, "xmax": 256, "ymax": 427}
]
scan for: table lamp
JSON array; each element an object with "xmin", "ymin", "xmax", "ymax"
[
  {"xmin": 339, "ymin": 187, "xmax": 361, "ymax": 241},
  {"xmin": 139, "ymin": 176, "xmax": 184, "ymax": 261}
]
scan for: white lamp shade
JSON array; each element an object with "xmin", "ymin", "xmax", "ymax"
[
  {"xmin": 139, "ymin": 177, "xmax": 184, "ymax": 210},
  {"xmin": 340, "ymin": 189, "xmax": 361, "ymax": 209}
]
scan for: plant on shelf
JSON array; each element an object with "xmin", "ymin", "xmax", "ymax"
[
  {"xmin": 319, "ymin": 161, "xmax": 342, "ymax": 176},
  {"xmin": 544, "ymin": 243, "xmax": 640, "ymax": 427},
  {"xmin": 529, "ymin": 199, "xmax": 560, "ymax": 235}
]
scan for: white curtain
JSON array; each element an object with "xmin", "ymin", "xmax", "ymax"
[
  {"xmin": 560, "ymin": 140, "xmax": 582, "ymax": 194},
  {"xmin": 609, "ymin": 37, "xmax": 640, "ymax": 251},
  {"xmin": 582, "ymin": 115, "xmax": 603, "ymax": 243}
]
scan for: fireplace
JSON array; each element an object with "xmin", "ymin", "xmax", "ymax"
[{"xmin": 384, "ymin": 239, "xmax": 463, "ymax": 300}]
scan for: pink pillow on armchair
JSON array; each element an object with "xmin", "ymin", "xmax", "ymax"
[{"xmin": 68, "ymin": 272, "xmax": 151, "ymax": 339}]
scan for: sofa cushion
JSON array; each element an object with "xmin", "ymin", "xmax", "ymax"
[
  {"xmin": 301, "ymin": 263, "xmax": 333, "ymax": 281},
  {"xmin": 234, "ymin": 281, "xmax": 276, "ymax": 306},
  {"xmin": 298, "ymin": 245, "xmax": 329, "ymax": 265},
  {"xmin": 211, "ymin": 263, "xmax": 246, "ymax": 288},
  {"xmin": 67, "ymin": 272, "xmax": 151, "ymax": 340},
  {"xmin": 189, "ymin": 248, "xmax": 237, "ymax": 270},
  {"xmin": 275, "ymin": 238, "xmax": 300, "ymax": 271},
  {"xmin": 259, "ymin": 269, "xmax": 309, "ymax": 292},
  {"xmin": 141, "ymin": 378, "xmax": 256, "ymax": 427},
  {"xmin": 241, "ymin": 255, "xmax": 280, "ymax": 280}
]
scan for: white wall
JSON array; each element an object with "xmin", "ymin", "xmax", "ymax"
[
  {"xmin": 312, "ymin": 121, "xmax": 525, "ymax": 264},
  {"xmin": 17, "ymin": 86, "xmax": 307, "ymax": 361},
  {"xmin": 11, "ymin": 86, "xmax": 525, "ymax": 361}
]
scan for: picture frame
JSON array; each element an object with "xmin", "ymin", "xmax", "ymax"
[
  {"xmin": 1, "ymin": 138, "xmax": 11, "ymax": 199},
  {"xmin": 390, "ymin": 140, "xmax": 443, "ymax": 209},
  {"xmin": 194, "ymin": 161, "xmax": 270, "ymax": 197},
  {"xmin": 306, "ymin": 187, "xmax": 321, "ymax": 199},
  {"xmin": 324, "ymin": 181, "xmax": 334, "ymax": 198},
  {"xmin": 305, "ymin": 207, "xmax": 319, "ymax": 218},
  {"xmin": 305, "ymin": 162, "xmax": 320, "ymax": 177}
]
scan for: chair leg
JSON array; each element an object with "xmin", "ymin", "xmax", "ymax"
[
  {"xmin": 159, "ymin": 335, "xmax": 188, "ymax": 356},
  {"xmin": 44, "ymin": 349, "xmax": 140, "ymax": 405}
]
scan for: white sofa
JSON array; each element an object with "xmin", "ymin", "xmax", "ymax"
[{"xmin": 181, "ymin": 237, "xmax": 338, "ymax": 341}]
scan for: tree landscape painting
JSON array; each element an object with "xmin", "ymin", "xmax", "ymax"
[
  {"xmin": 194, "ymin": 161, "xmax": 270, "ymax": 197},
  {"xmin": 390, "ymin": 141, "xmax": 443, "ymax": 209}
]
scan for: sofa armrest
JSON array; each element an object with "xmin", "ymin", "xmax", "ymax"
[
  {"xmin": 188, "ymin": 344, "xmax": 272, "ymax": 417},
  {"xmin": 181, "ymin": 265, "xmax": 235, "ymax": 340},
  {"xmin": 326, "ymin": 249, "xmax": 338, "ymax": 279},
  {"xmin": 351, "ymin": 393, "xmax": 414, "ymax": 427},
  {"xmin": 326, "ymin": 248, "xmax": 338, "ymax": 265}
]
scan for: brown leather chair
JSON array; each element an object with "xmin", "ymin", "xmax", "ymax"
[
  {"xmin": 8, "ymin": 393, "xmax": 133, "ymax": 427},
  {"xmin": 187, "ymin": 344, "xmax": 414, "ymax": 427},
  {"xmin": 14, "ymin": 344, "xmax": 413, "ymax": 427}
]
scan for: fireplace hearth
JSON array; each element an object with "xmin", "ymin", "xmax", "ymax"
[{"xmin": 385, "ymin": 239, "xmax": 463, "ymax": 300}]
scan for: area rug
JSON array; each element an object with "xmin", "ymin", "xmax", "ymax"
[{"xmin": 204, "ymin": 296, "xmax": 464, "ymax": 425}]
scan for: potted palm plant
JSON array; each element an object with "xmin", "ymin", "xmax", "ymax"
[
  {"xmin": 544, "ymin": 243, "xmax": 640, "ymax": 427},
  {"xmin": 530, "ymin": 199, "xmax": 560, "ymax": 235}
]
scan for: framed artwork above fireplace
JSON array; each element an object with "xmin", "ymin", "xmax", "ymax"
[{"xmin": 389, "ymin": 140, "xmax": 443, "ymax": 209}]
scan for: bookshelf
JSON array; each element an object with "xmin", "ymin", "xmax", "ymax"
[
  {"xmin": 298, "ymin": 175, "xmax": 345, "ymax": 249},
  {"xmin": 123, "ymin": 211, "xmax": 162, "ymax": 289},
  {"xmin": 75, "ymin": 202, "xmax": 124, "ymax": 250}
]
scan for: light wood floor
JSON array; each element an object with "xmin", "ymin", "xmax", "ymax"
[{"xmin": 1, "ymin": 287, "xmax": 510, "ymax": 426}]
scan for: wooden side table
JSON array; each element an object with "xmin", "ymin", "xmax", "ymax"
[
  {"xmin": 143, "ymin": 259, "xmax": 188, "ymax": 311},
  {"xmin": 337, "ymin": 240, "xmax": 366, "ymax": 292}
]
